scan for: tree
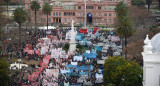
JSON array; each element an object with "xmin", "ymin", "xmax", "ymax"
[
  {"xmin": 131, "ymin": 0, "xmax": 145, "ymax": 7},
  {"xmin": 30, "ymin": 0, "xmax": 40, "ymax": 30},
  {"xmin": 0, "ymin": 61, "xmax": 11, "ymax": 86},
  {"xmin": 63, "ymin": 43, "xmax": 70, "ymax": 53},
  {"xmin": 42, "ymin": 3, "xmax": 52, "ymax": 30},
  {"xmin": 103, "ymin": 56, "xmax": 127, "ymax": 85},
  {"xmin": 146, "ymin": 0, "xmax": 152, "ymax": 11},
  {"xmin": 13, "ymin": 8, "xmax": 28, "ymax": 57},
  {"xmin": 4, "ymin": 0, "xmax": 11, "ymax": 18},
  {"xmin": 103, "ymin": 56, "xmax": 143, "ymax": 86},
  {"xmin": 76, "ymin": 44, "xmax": 85, "ymax": 54},
  {"xmin": 128, "ymin": 6, "xmax": 156, "ymax": 29},
  {"xmin": 115, "ymin": 2, "xmax": 136, "ymax": 58},
  {"xmin": 115, "ymin": 2, "xmax": 128, "ymax": 22},
  {"xmin": 158, "ymin": 0, "xmax": 160, "ymax": 9}
]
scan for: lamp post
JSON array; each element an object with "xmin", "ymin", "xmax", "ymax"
[
  {"xmin": 87, "ymin": 59, "xmax": 90, "ymax": 79},
  {"xmin": 84, "ymin": 0, "xmax": 86, "ymax": 28}
]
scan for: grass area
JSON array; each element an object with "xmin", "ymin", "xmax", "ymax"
[{"xmin": 0, "ymin": 57, "xmax": 40, "ymax": 66}]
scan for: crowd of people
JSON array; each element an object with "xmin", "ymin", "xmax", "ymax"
[{"xmin": 2, "ymin": 26, "xmax": 122, "ymax": 86}]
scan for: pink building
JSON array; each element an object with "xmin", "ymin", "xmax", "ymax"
[{"xmin": 25, "ymin": 0, "xmax": 131, "ymax": 26}]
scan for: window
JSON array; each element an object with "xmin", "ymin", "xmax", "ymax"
[
  {"xmin": 59, "ymin": 12, "xmax": 61, "ymax": 16},
  {"xmin": 91, "ymin": 6, "xmax": 93, "ymax": 9},
  {"xmin": 99, "ymin": 13, "xmax": 101, "ymax": 16},
  {"xmin": 64, "ymin": 12, "xmax": 66, "ymax": 16},
  {"xmin": 56, "ymin": 12, "xmax": 58, "ymax": 16},
  {"xmin": 104, "ymin": 19, "xmax": 107, "ymax": 23},
  {"xmin": 28, "ymin": 5, "xmax": 30, "ymax": 9},
  {"xmin": 98, "ymin": 6, "xmax": 101, "ymax": 9},
  {"xmin": 99, "ymin": 19, "xmax": 101, "ymax": 23},
  {"xmin": 48, "ymin": 18, "xmax": 51, "ymax": 23},
  {"xmin": 86, "ymin": 6, "xmax": 93, "ymax": 9},
  {"xmin": 64, "ymin": 18, "xmax": 66, "ymax": 22},
  {"xmin": 95, "ymin": 19, "xmax": 96, "ymax": 23},
  {"xmin": 73, "ymin": 12, "xmax": 75, "ymax": 16},
  {"xmin": 69, "ymin": 12, "xmax": 70, "ymax": 16},
  {"xmin": 104, "ymin": 13, "xmax": 107, "ymax": 16},
  {"xmin": 68, "ymin": 18, "xmax": 70, "ymax": 22},
  {"xmin": 78, "ymin": 6, "xmax": 81, "ymax": 9},
  {"xmin": 53, "ymin": 12, "xmax": 55, "ymax": 16},
  {"xmin": 109, "ymin": 19, "xmax": 111, "ymax": 23},
  {"xmin": 109, "ymin": 13, "xmax": 112, "ymax": 16},
  {"xmin": 79, "ymin": 13, "xmax": 81, "ymax": 16},
  {"xmin": 79, "ymin": 19, "xmax": 81, "ymax": 23}
]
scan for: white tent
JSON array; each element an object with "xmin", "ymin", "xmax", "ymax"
[{"xmin": 39, "ymin": 26, "xmax": 56, "ymax": 30}]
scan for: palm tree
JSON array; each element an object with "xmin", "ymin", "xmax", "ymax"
[
  {"xmin": 42, "ymin": 3, "xmax": 52, "ymax": 30},
  {"xmin": 4, "ymin": 0, "xmax": 11, "ymax": 18},
  {"xmin": 115, "ymin": 2, "xmax": 136, "ymax": 58},
  {"xmin": 30, "ymin": 0, "xmax": 41, "ymax": 30},
  {"xmin": 13, "ymin": 8, "xmax": 28, "ymax": 57},
  {"xmin": 116, "ymin": 16, "xmax": 135, "ymax": 47},
  {"xmin": 115, "ymin": 2, "xmax": 128, "ymax": 22}
]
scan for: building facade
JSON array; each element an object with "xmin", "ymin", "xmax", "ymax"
[
  {"xmin": 25, "ymin": 0, "xmax": 131, "ymax": 26},
  {"xmin": 0, "ymin": 0, "xmax": 25, "ymax": 4}
]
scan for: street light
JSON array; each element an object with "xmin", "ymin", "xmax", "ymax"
[{"xmin": 87, "ymin": 59, "xmax": 90, "ymax": 79}]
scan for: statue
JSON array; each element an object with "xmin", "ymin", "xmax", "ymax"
[{"xmin": 68, "ymin": 19, "xmax": 77, "ymax": 53}]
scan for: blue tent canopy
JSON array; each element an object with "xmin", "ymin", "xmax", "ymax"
[
  {"xmin": 85, "ymin": 51, "xmax": 97, "ymax": 58},
  {"xmin": 75, "ymin": 33, "xmax": 84, "ymax": 41},
  {"xmin": 95, "ymin": 46, "xmax": 102, "ymax": 51},
  {"xmin": 70, "ymin": 85, "xmax": 82, "ymax": 86},
  {"xmin": 109, "ymin": 31, "xmax": 114, "ymax": 35}
]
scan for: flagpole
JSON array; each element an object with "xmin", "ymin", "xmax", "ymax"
[{"xmin": 84, "ymin": 0, "xmax": 86, "ymax": 28}]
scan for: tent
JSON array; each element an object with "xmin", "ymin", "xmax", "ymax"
[
  {"xmin": 39, "ymin": 26, "xmax": 56, "ymax": 30},
  {"xmin": 80, "ymin": 29, "xmax": 88, "ymax": 34}
]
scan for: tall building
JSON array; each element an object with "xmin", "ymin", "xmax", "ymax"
[{"xmin": 25, "ymin": 0, "xmax": 131, "ymax": 26}]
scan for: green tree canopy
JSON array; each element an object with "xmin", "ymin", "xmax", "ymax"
[
  {"xmin": 63, "ymin": 43, "xmax": 70, "ymax": 53},
  {"xmin": 42, "ymin": 3, "xmax": 52, "ymax": 30},
  {"xmin": 103, "ymin": 56, "xmax": 143, "ymax": 86},
  {"xmin": 115, "ymin": 2, "xmax": 128, "ymax": 22},
  {"xmin": 0, "ymin": 61, "xmax": 11, "ymax": 86},
  {"xmin": 115, "ymin": 2, "xmax": 136, "ymax": 58},
  {"xmin": 13, "ymin": 8, "xmax": 28, "ymax": 56},
  {"xmin": 116, "ymin": 16, "xmax": 136, "ymax": 38},
  {"xmin": 31, "ymin": 0, "xmax": 41, "ymax": 11},
  {"xmin": 13, "ymin": 8, "xmax": 28, "ymax": 25},
  {"xmin": 76, "ymin": 44, "xmax": 85, "ymax": 54},
  {"xmin": 30, "ymin": 0, "xmax": 41, "ymax": 29},
  {"xmin": 131, "ymin": 0, "xmax": 145, "ymax": 7}
]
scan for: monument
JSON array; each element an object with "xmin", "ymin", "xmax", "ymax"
[
  {"xmin": 68, "ymin": 20, "xmax": 77, "ymax": 53},
  {"xmin": 142, "ymin": 33, "xmax": 160, "ymax": 86}
]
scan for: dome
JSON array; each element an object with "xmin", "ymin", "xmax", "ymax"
[{"xmin": 151, "ymin": 33, "xmax": 160, "ymax": 52}]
